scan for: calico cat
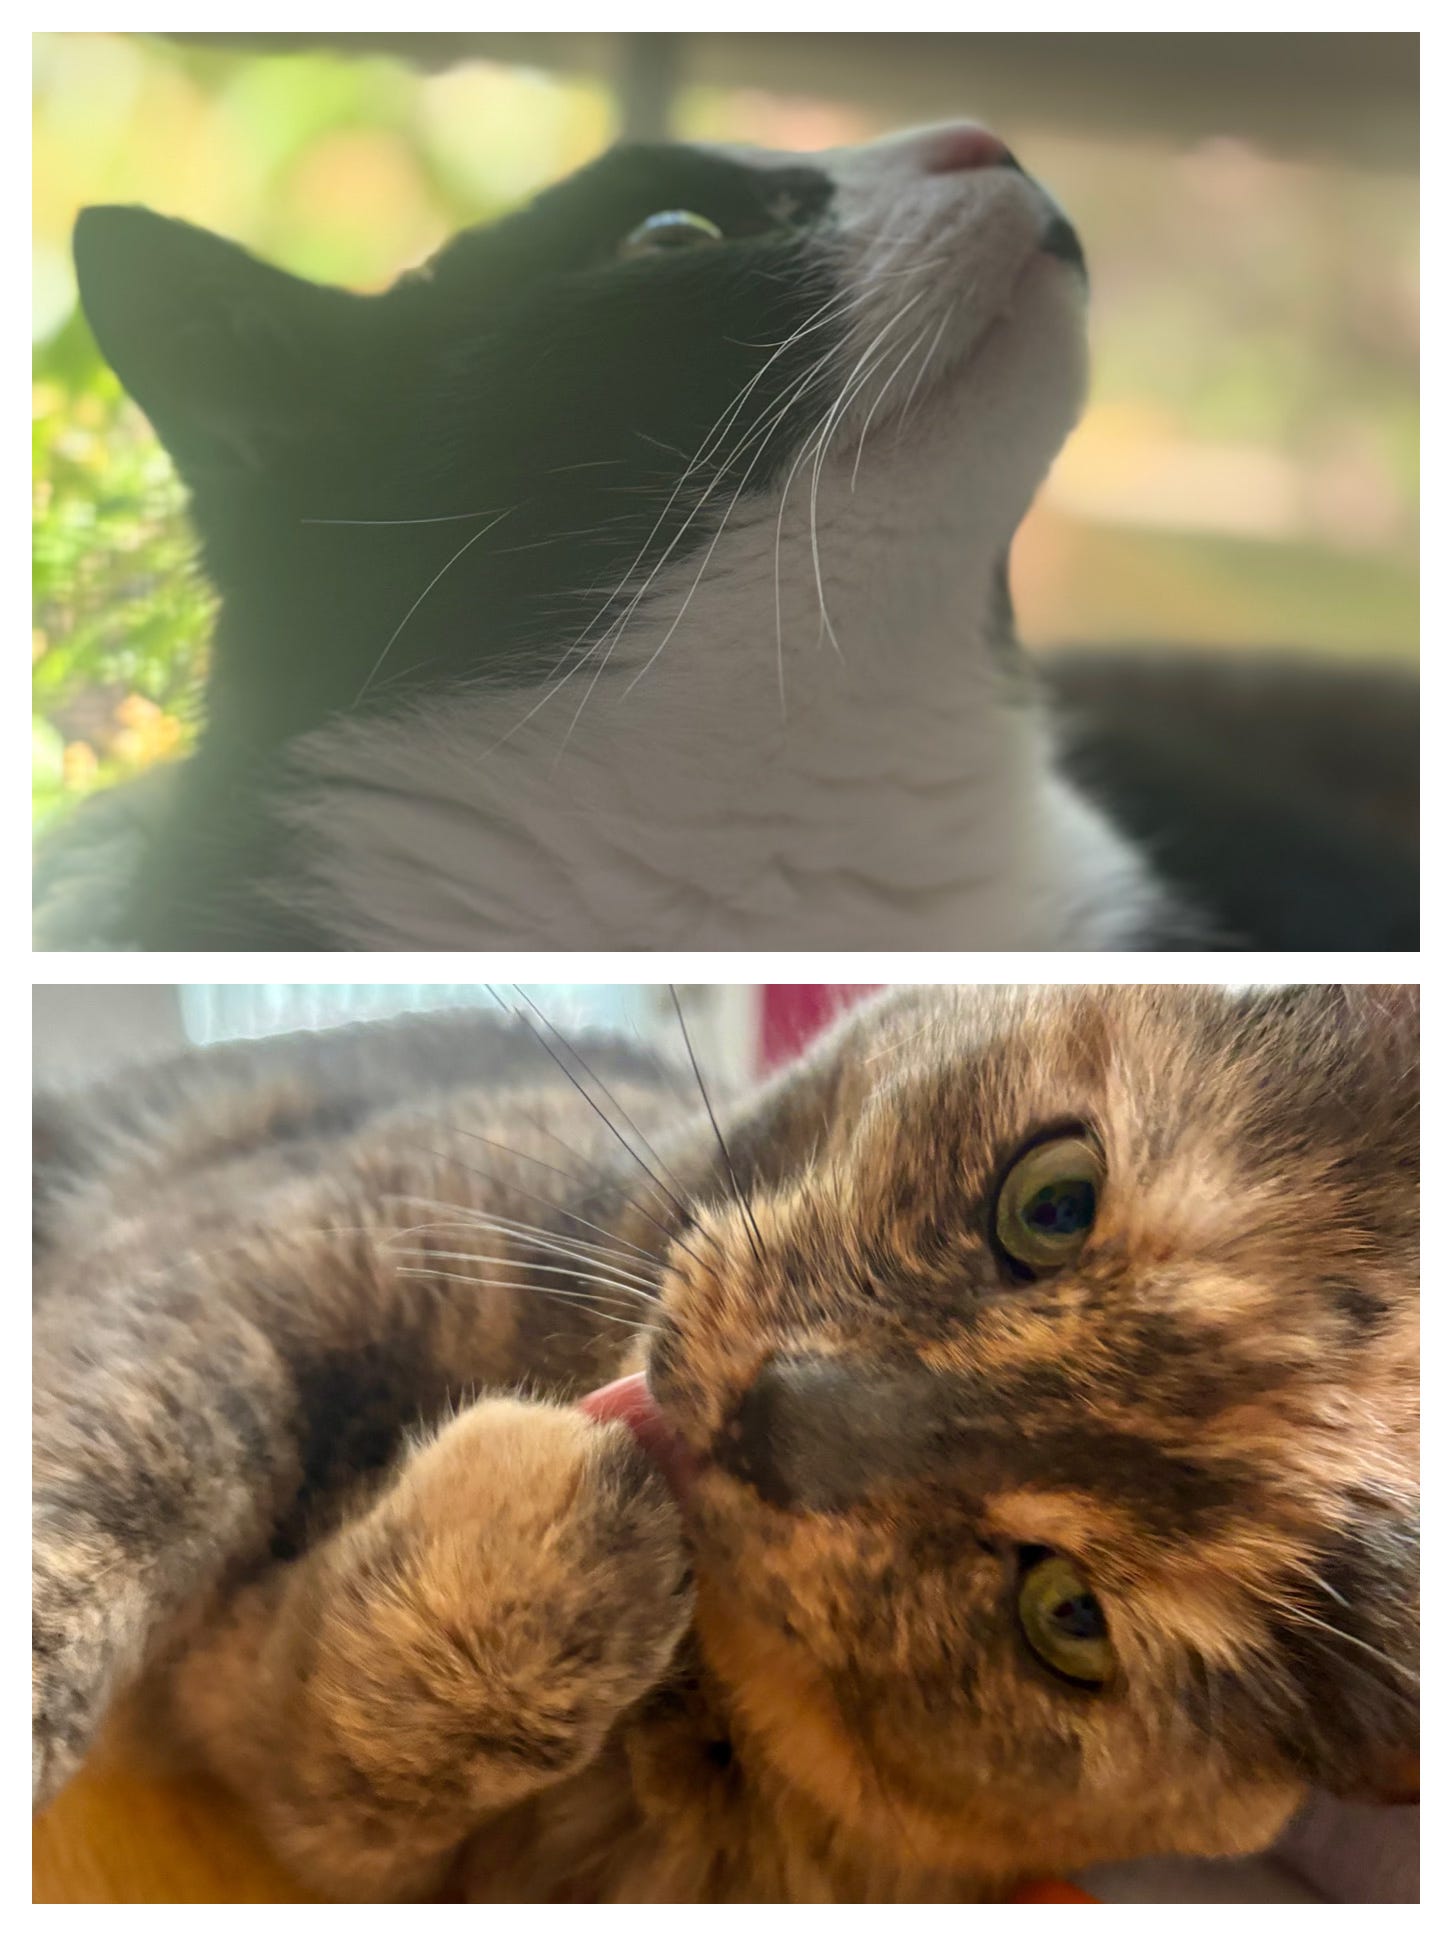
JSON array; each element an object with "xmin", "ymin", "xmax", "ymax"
[
  {"xmin": 33, "ymin": 986, "xmax": 1419, "ymax": 1900},
  {"xmin": 46, "ymin": 125, "xmax": 1416, "ymax": 951}
]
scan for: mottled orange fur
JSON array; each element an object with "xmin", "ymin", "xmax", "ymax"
[{"xmin": 33, "ymin": 989, "xmax": 1417, "ymax": 1899}]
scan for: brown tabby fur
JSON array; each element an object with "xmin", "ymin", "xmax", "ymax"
[{"xmin": 32, "ymin": 986, "xmax": 1418, "ymax": 1901}]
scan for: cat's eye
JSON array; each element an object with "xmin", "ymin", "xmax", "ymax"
[
  {"xmin": 994, "ymin": 1134, "xmax": 1102, "ymax": 1274},
  {"xmin": 620, "ymin": 210, "xmax": 725, "ymax": 258},
  {"xmin": 1017, "ymin": 1552, "xmax": 1114, "ymax": 1687}
]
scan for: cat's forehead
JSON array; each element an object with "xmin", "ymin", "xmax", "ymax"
[
  {"xmin": 577, "ymin": 141, "xmax": 836, "ymax": 229},
  {"xmin": 841, "ymin": 984, "xmax": 1415, "ymax": 1208},
  {"xmin": 427, "ymin": 139, "xmax": 836, "ymax": 279}
]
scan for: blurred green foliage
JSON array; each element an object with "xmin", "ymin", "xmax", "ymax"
[
  {"xmin": 32, "ymin": 31, "xmax": 611, "ymax": 834},
  {"xmin": 32, "ymin": 312, "xmax": 211, "ymax": 832}
]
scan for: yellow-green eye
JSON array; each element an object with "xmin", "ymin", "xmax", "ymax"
[
  {"xmin": 620, "ymin": 209, "xmax": 724, "ymax": 258},
  {"xmin": 995, "ymin": 1135, "xmax": 1102, "ymax": 1274},
  {"xmin": 1017, "ymin": 1553, "xmax": 1114, "ymax": 1687}
]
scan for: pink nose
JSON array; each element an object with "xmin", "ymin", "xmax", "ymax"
[{"xmin": 923, "ymin": 124, "xmax": 1013, "ymax": 175}]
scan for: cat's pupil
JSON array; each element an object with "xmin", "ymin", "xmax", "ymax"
[
  {"xmin": 1023, "ymin": 1179, "xmax": 1095, "ymax": 1236},
  {"xmin": 1051, "ymin": 1592, "xmax": 1106, "ymax": 1640}
]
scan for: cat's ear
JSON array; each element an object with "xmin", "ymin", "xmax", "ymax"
[{"xmin": 73, "ymin": 206, "xmax": 367, "ymax": 481}]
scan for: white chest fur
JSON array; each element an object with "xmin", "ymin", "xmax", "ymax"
[
  {"xmin": 284, "ymin": 472, "xmax": 1163, "ymax": 952},
  {"xmin": 285, "ymin": 135, "xmax": 1169, "ymax": 953}
]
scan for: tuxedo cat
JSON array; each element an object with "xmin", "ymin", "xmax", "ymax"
[{"xmin": 52, "ymin": 126, "xmax": 1415, "ymax": 951}]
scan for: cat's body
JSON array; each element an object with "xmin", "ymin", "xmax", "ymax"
[
  {"xmin": 33, "ymin": 989, "xmax": 1419, "ymax": 1900},
  {"xmin": 48, "ymin": 127, "xmax": 1416, "ymax": 952}
]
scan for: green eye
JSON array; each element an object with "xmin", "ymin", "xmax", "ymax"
[
  {"xmin": 994, "ymin": 1135, "xmax": 1102, "ymax": 1274},
  {"xmin": 1017, "ymin": 1553, "xmax": 1114, "ymax": 1687},
  {"xmin": 620, "ymin": 209, "xmax": 725, "ymax": 258}
]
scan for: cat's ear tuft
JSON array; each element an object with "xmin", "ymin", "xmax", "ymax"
[{"xmin": 73, "ymin": 205, "xmax": 366, "ymax": 481}]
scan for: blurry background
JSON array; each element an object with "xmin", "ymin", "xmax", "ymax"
[
  {"xmin": 31, "ymin": 982, "xmax": 872, "ymax": 1088},
  {"xmin": 32, "ymin": 31, "xmax": 1418, "ymax": 834}
]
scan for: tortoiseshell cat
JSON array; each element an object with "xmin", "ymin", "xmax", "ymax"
[{"xmin": 32, "ymin": 986, "xmax": 1418, "ymax": 1900}]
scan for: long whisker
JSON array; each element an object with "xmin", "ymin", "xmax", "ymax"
[
  {"xmin": 669, "ymin": 986, "xmax": 766, "ymax": 1267},
  {"xmin": 303, "ymin": 506, "xmax": 512, "ymax": 528},
  {"xmin": 382, "ymin": 1212, "xmax": 662, "ymax": 1289},
  {"xmin": 396, "ymin": 1114, "xmax": 685, "ymax": 1265},
  {"xmin": 507, "ymin": 987, "xmax": 701, "ymax": 1218},
  {"xmin": 851, "ymin": 317, "xmax": 932, "ymax": 490},
  {"xmin": 485, "ymin": 988, "xmax": 694, "ymax": 1227},
  {"xmin": 356, "ymin": 507, "xmax": 515, "ymax": 701},
  {"xmin": 611, "ymin": 362, "xmax": 835, "ymax": 709},
  {"xmin": 566, "ymin": 345, "xmax": 841, "ymax": 725},
  {"xmin": 806, "ymin": 292, "xmax": 928, "ymax": 657},
  {"xmin": 894, "ymin": 302, "xmax": 956, "ymax": 437},
  {"xmin": 394, "ymin": 1266, "xmax": 650, "ymax": 1329},
  {"xmin": 479, "ymin": 284, "xmax": 858, "ymax": 755},
  {"xmin": 384, "ymin": 1201, "xmax": 658, "ymax": 1266},
  {"xmin": 389, "ymin": 1246, "xmax": 659, "ymax": 1305}
]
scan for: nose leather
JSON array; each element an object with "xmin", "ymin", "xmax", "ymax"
[{"xmin": 713, "ymin": 1355, "xmax": 948, "ymax": 1512}]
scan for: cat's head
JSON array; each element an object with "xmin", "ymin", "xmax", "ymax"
[
  {"xmin": 649, "ymin": 985, "xmax": 1418, "ymax": 1882},
  {"xmin": 73, "ymin": 127, "xmax": 1085, "ymax": 744}
]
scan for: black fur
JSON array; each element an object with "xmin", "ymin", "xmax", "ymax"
[{"xmin": 72, "ymin": 144, "xmax": 845, "ymax": 947}]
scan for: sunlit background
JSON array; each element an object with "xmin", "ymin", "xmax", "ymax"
[
  {"xmin": 31, "ymin": 983, "xmax": 872, "ymax": 1088},
  {"xmin": 33, "ymin": 31, "xmax": 1418, "ymax": 832}
]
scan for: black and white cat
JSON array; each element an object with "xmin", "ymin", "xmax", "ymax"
[{"xmin": 46, "ymin": 125, "xmax": 1415, "ymax": 951}]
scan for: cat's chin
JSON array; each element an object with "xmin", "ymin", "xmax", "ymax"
[{"xmin": 844, "ymin": 249, "xmax": 1088, "ymax": 535}]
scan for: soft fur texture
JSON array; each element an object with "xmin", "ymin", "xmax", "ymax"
[
  {"xmin": 33, "ymin": 988, "xmax": 1418, "ymax": 1900},
  {"xmin": 52, "ymin": 126, "xmax": 1419, "ymax": 952},
  {"xmin": 57, "ymin": 128, "xmax": 1206, "ymax": 950}
]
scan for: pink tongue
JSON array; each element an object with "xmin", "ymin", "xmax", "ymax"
[{"xmin": 580, "ymin": 1371, "xmax": 696, "ymax": 1498}]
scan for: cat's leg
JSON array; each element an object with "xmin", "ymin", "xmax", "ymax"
[
  {"xmin": 33, "ymin": 1273, "xmax": 301, "ymax": 1806},
  {"xmin": 162, "ymin": 1398, "xmax": 690, "ymax": 1901}
]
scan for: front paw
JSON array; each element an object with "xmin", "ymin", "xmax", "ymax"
[{"xmin": 294, "ymin": 1399, "xmax": 693, "ymax": 1808}]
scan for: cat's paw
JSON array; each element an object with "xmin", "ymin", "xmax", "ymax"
[{"xmin": 289, "ymin": 1398, "xmax": 693, "ymax": 1809}]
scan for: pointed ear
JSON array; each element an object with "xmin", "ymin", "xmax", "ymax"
[{"xmin": 73, "ymin": 205, "xmax": 367, "ymax": 480}]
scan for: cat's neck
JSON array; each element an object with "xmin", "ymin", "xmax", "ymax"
[{"xmin": 280, "ymin": 530, "xmax": 1170, "ymax": 951}]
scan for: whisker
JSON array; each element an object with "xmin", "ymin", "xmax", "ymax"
[
  {"xmin": 669, "ymin": 986, "xmax": 766, "ymax": 1267},
  {"xmin": 484, "ymin": 987, "xmax": 694, "ymax": 1228},
  {"xmin": 389, "ymin": 1246, "xmax": 659, "ymax": 1305},
  {"xmin": 479, "ymin": 282, "xmax": 854, "ymax": 753},
  {"xmin": 355, "ymin": 507, "xmax": 515, "ymax": 701},
  {"xmin": 382, "ymin": 1205, "xmax": 663, "ymax": 1284},
  {"xmin": 894, "ymin": 302, "xmax": 956, "ymax": 437},
  {"xmin": 395, "ymin": 1266, "xmax": 650, "ymax": 1329},
  {"xmin": 851, "ymin": 317, "xmax": 932, "ymax": 490},
  {"xmin": 385, "ymin": 1203, "xmax": 647, "ymax": 1270},
  {"xmin": 397, "ymin": 1113, "xmax": 681, "ymax": 1265},
  {"xmin": 611, "ymin": 355, "xmax": 838, "ymax": 711},
  {"xmin": 806, "ymin": 291, "xmax": 928, "ymax": 657},
  {"xmin": 507, "ymin": 986, "xmax": 702, "ymax": 1218},
  {"xmin": 302, "ymin": 506, "xmax": 513, "ymax": 528}
]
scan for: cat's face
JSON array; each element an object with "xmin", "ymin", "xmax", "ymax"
[
  {"xmin": 74, "ymin": 127, "xmax": 1085, "ymax": 745},
  {"xmin": 650, "ymin": 986, "xmax": 1418, "ymax": 1880}
]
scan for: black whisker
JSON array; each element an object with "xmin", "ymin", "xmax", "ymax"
[
  {"xmin": 511, "ymin": 987, "xmax": 702, "ymax": 1216},
  {"xmin": 494, "ymin": 986, "xmax": 694, "ymax": 1228},
  {"xmin": 669, "ymin": 986, "xmax": 766, "ymax": 1267}
]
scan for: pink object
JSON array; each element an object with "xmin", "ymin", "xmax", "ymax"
[
  {"xmin": 758, "ymin": 985, "xmax": 880, "ymax": 1074},
  {"xmin": 922, "ymin": 123, "xmax": 1012, "ymax": 175},
  {"xmin": 580, "ymin": 1370, "xmax": 698, "ymax": 1501}
]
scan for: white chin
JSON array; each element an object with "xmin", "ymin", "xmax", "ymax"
[{"xmin": 867, "ymin": 258, "xmax": 1087, "ymax": 552}]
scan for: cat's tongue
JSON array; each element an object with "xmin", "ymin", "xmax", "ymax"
[{"xmin": 580, "ymin": 1372, "xmax": 696, "ymax": 1501}]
